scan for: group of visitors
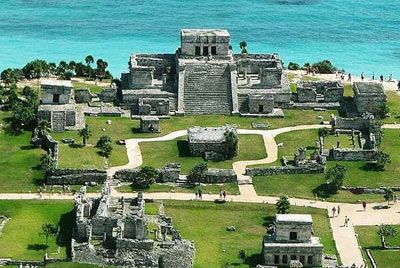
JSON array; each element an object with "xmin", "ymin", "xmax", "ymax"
[
  {"xmin": 219, "ymin": 190, "xmax": 227, "ymax": 200},
  {"xmin": 195, "ymin": 189, "xmax": 203, "ymax": 200},
  {"xmin": 331, "ymin": 205, "xmax": 351, "ymax": 227}
]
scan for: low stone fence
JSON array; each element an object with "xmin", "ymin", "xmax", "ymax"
[
  {"xmin": 113, "ymin": 163, "xmax": 181, "ymax": 183},
  {"xmin": 32, "ymin": 128, "xmax": 59, "ymax": 166},
  {"xmin": 113, "ymin": 168, "xmax": 140, "ymax": 182},
  {"xmin": 202, "ymin": 168, "xmax": 237, "ymax": 183},
  {"xmin": 46, "ymin": 168, "xmax": 107, "ymax": 185},
  {"xmin": 329, "ymin": 148, "xmax": 376, "ymax": 161},
  {"xmin": 246, "ymin": 164, "xmax": 325, "ymax": 177},
  {"xmin": 0, "ymin": 258, "xmax": 68, "ymax": 267}
]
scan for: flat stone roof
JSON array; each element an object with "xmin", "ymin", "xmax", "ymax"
[
  {"xmin": 264, "ymin": 236, "xmax": 323, "ymax": 248},
  {"xmin": 40, "ymin": 79, "xmax": 73, "ymax": 87},
  {"xmin": 354, "ymin": 82, "xmax": 385, "ymax": 95},
  {"xmin": 140, "ymin": 115, "xmax": 159, "ymax": 121},
  {"xmin": 276, "ymin": 214, "xmax": 313, "ymax": 224},
  {"xmin": 181, "ymin": 29, "xmax": 230, "ymax": 38},
  {"xmin": 188, "ymin": 126, "xmax": 236, "ymax": 144}
]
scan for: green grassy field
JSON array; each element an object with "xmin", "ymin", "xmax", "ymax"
[
  {"xmin": 251, "ymin": 128, "xmax": 400, "ymax": 202},
  {"xmin": 140, "ymin": 134, "xmax": 267, "ymax": 174},
  {"xmin": 0, "ymin": 112, "xmax": 45, "ymax": 193},
  {"xmin": 384, "ymin": 91, "xmax": 400, "ymax": 124},
  {"xmin": 0, "ymin": 200, "xmax": 73, "ymax": 260},
  {"xmin": 163, "ymin": 200, "xmax": 338, "ymax": 268},
  {"xmin": 72, "ymin": 81, "xmax": 104, "ymax": 94},
  {"xmin": 116, "ymin": 182, "xmax": 240, "ymax": 195},
  {"xmin": 355, "ymin": 225, "xmax": 400, "ymax": 268}
]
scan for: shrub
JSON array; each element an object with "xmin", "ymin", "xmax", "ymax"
[
  {"xmin": 225, "ymin": 130, "xmax": 238, "ymax": 159},
  {"xmin": 133, "ymin": 166, "xmax": 159, "ymax": 189},
  {"xmin": 311, "ymin": 60, "xmax": 337, "ymax": 74},
  {"xmin": 287, "ymin": 62, "xmax": 301, "ymax": 70},
  {"xmin": 187, "ymin": 163, "xmax": 208, "ymax": 184},
  {"xmin": 374, "ymin": 151, "xmax": 391, "ymax": 170},
  {"xmin": 276, "ymin": 195, "xmax": 290, "ymax": 214},
  {"xmin": 325, "ymin": 164, "xmax": 347, "ymax": 193}
]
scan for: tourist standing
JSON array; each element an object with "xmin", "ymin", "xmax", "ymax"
[
  {"xmin": 397, "ymin": 81, "xmax": 400, "ymax": 91},
  {"xmin": 389, "ymin": 74, "xmax": 393, "ymax": 81},
  {"xmin": 361, "ymin": 72, "xmax": 364, "ymax": 81},
  {"xmin": 362, "ymin": 201, "xmax": 367, "ymax": 211},
  {"xmin": 223, "ymin": 190, "xmax": 227, "ymax": 200},
  {"xmin": 219, "ymin": 191, "xmax": 223, "ymax": 199},
  {"xmin": 344, "ymin": 216, "xmax": 348, "ymax": 227},
  {"xmin": 337, "ymin": 205, "xmax": 340, "ymax": 215},
  {"xmin": 348, "ymin": 73, "xmax": 352, "ymax": 82},
  {"xmin": 380, "ymin": 74, "xmax": 384, "ymax": 82},
  {"xmin": 198, "ymin": 189, "xmax": 202, "ymax": 200},
  {"xmin": 195, "ymin": 191, "xmax": 198, "ymax": 200},
  {"xmin": 332, "ymin": 207, "xmax": 337, "ymax": 218},
  {"xmin": 372, "ymin": 72, "xmax": 375, "ymax": 80}
]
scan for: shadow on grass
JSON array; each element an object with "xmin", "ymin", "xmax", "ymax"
[
  {"xmin": 132, "ymin": 127, "xmax": 141, "ymax": 134},
  {"xmin": 245, "ymin": 253, "xmax": 262, "ymax": 267},
  {"xmin": 262, "ymin": 216, "xmax": 275, "ymax": 227},
  {"xmin": 68, "ymin": 143, "xmax": 85, "ymax": 149},
  {"xmin": 58, "ymin": 209, "xmax": 75, "ymax": 258},
  {"xmin": 27, "ymin": 244, "xmax": 48, "ymax": 251},
  {"xmin": 177, "ymin": 140, "xmax": 191, "ymax": 157},
  {"xmin": 20, "ymin": 145, "xmax": 36, "ymax": 150},
  {"xmin": 312, "ymin": 184, "xmax": 335, "ymax": 199},
  {"xmin": 360, "ymin": 163, "xmax": 383, "ymax": 172}
]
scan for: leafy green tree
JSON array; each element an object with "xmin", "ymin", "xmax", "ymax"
[
  {"xmin": 41, "ymin": 223, "xmax": 59, "ymax": 246},
  {"xmin": 187, "ymin": 163, "xmax": 208, "ymax": 184},
  {"xmin": 96, "ymin": 135, "xmax": 113, "ymax": 158},
  {"xmin": 384, "ymin": 188, "xmax": 394, "ymax": 205},
  {"xmin": 78, "ymin": 124, "xmax": 92, "ymax": 145},
  {"xmin": 225, "ymin": 130, "xmax": 239, "ymax": 159},
  {"xmin": 374, "ymin": 151, "xmax": 391, "ymax": 170},
  {"xmin": 239, "ymin": 41, "xmax": 248, "ymax": 54},
  {"xmin": 10, "ymin": 102, "xmax": 36, "ymax": 132},
  {"xmin": 276, "ymin": 195, "xmax": 290, "ymax": 214},
  {"xmin": 377, "ymin": 224, "xmax": 398, "ymax": 248},
  {"xmin": 325, "ymin": 164, "xmax": 347, "ymax": 193},
  {"xmin": 40, "ymin": 153, "xmax": 56, "ymax": 171},
  {"xmin": 134, "ymin": 166, "xmax": 159, "ymax": 189},
  {"xmin": 287, "ymin": 62, "xmax": 301, "ymax": 70},
  {"xmin": 311, "ymin": 60, "xmax": 337, "ymax": 74},
  {"xmin": 370, "ymin": 120, "xmax": 384, "ymax": 148},
  {"xmin": 318, "ymin": 127, "xmax": 329, "ymax": 141},
  {"xmin": 22, "ymin": 59, "xmax": 49, "ymax": 79},
  {"xmin": 1, "ymin": 68, "xmax": 19, "ymax": 85},
  {"xmin": 85, "ymin": 55, "xmax": 94, "ymax": 66}
]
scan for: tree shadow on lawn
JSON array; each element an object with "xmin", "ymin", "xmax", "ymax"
[
  {"xmin": 262, "ymin": 216, "xmax": 275, "ymax": 227},
  {"xmin": 20, "ymin": 145, "xmax": 37, "ymax": 150},
  {"xmin": 68, "ymin": 143, "xmax": 85, "ymax": 149},
  {"xmin": 360, "ymin": 163, "xmax": 384, "ymax": 172},
  {"xmin": 57, "ymin": 209, "xmax": 75, "ymax": 258},
  {"xmin": 27, "ymin": 244, "xmax": 48, "ymax": 251},
  {"xmin": 312, "ymin": 184, "xmax": 335, "ymax": 199},
  {"xmin": 177, "ymin": 140, "xmax": 192, "ymax": 157}
]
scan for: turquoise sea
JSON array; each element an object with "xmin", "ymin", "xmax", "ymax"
[{"xmin": 0, "ymin": 0, "xmax": 399, "ymax": 77}]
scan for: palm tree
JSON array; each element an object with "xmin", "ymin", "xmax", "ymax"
[
  {"xmin": 276, "ymin": 195, "xmax": 290, "ymax": 214},
  {"xmin": 85, "ymin": 55, "xmax": 94, "ymax": 66},
  {"xmin": 78, "ymin": 124, "xmax": 92, "ymax": 146}
]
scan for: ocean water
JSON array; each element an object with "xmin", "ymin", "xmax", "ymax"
[{"xmin": 0, "ymin": 0, "xmax": 399, "ymax": 77}]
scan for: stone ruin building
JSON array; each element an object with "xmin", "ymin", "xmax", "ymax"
[
  {"xmin": 353, "ymin": 82, "xmax": 387, "ymax": 117},
  {"xmin": 262, "ymin": 214, "xmax": 323, "ymax": 267},
  {"xmin": 140, "ymin": 116, "xmax": 160, "ymax": 133},
  {"xmin": 37, "ymin": 79, "xmax": 85, "ymax": 132},
  {"xmin": 120, "ymin": 29, "xmax": 291, "ymax": 116},
  {"xmin": 295, "ymin": 81, "xmax": 344, "ymax": 110},
  {"xmin": 72, "ymin": 185, "xmax": 195, "ymax": 268},
  {"xmin": 187, "ymin": 125, "xmax": 238, "ymax": 161}
]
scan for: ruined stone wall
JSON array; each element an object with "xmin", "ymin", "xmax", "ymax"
[
  {"xmin": 158, "ymin": 240, "xmax": 196, "ymax": 268},
  {"xmin": 134, "ymin": 54, "xmax": 176, "ymax": 77},
  {"xmin": 236, "ymin": 58, "xmax": 279, "ymax": 74},
  {"xmin": 324, "ymin": 88, "xmax": 343, "ymax": 102},
  {"xmin": 74, "ymin": 89, "xmax": 92, "ymax": 103},
  {"xmin": 98, "ymin": 88, "xmax": 117, "ymax": 103},
  {"xmin": 334, "ymin": 116, "xmax": 371, "ymax": 131},
  {"xmin": 297, "ymin": 88, "xmax": 316, "ymax": 102},
  {"xmin": 202, "ymin": 168, "xmax": 237, "ymax": 183},
  {"xmin": 32, "ymin": 129, "xmax": 59, "ymax": 167},
  {"xmin": 275, "ymin": 222, "xmax": 312, "ymax": 243},
  {"xmin": 46, "ymin": 168, "xmax": 107, "ymax": 185},
  {"xmin": 263, "ymin": 244, "xmax": 323, "ymax": 267},
  {"xmin": 189, "ymin": 142, "xmax": 229, "ymax": 157},
  {"xmin": 329, "ymin": 148, "xmax": 377, "ymax": 161},
  {"xmin": 354, "ymin": 94, "xmax": 386, "ymax": 115},
  {"xmin": 246, "ymin": 164, "xmax": 325, "ymax": 177},
  {"xmin": 41, "ymin": 85, "xmax": 72, "ymax": 104}
]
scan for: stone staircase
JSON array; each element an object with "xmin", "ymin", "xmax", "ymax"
[{"xmin": 183, "ymin": 64, "xmax": 233, "ymax": 114}]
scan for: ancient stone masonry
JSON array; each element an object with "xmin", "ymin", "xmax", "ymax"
[
  {"xmin": 74, "ymin": 89, "xmax": 93, "ymax": 103},
  {"xmin": 38, "ymin": 79, "xmax": 85, "ymax": 132},
  {"xmin": 353, "ymin": 82, "xmax": 387, "ymax": 116},
  {"xmin": 262, "ymin": 214, "xmax": 323, "ymax": 267},
  {"xmin": 246, "ymin": 147, "xmax": 326, "ymax": 177},
  {"xmin": 113, "ymin": 164, "xmax": 182, "ymax": 183},
  {"xmin": 46, "ymin": 168, "xmax": 107, "ymax": 185},
  {"xmin": 31, "ymin": 128, "xmax": 59, "ymax": 167},
  {"xmin": 140, "ymin": 116, "xmax": 160, "ymax": 133},
  {"xmin": 293, "ymin": 81, "xmax": 343, "ymax": 110},
  {"xmin": 72, "ymin": 185, "xmax": 195, "ymax": 268},
  {"xmin": 187, "ymin": 125, "xmax": 238, "ymax": 161},
  {"xmin": 119, "ymin": 29, "xmax": 291, "ymax": 116}
]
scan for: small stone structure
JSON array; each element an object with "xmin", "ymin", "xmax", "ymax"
[
  {"xmin": 262, "ymin": 214, "xmax": 323, "ymax": 267},
  {"xmin": 46, "ymin": 168, "xmax": 107, "ymax": 185},
  {"xmin": 140, "ymin": 116, "xmax": 160, "ymax": 133},
  {"xmin": 74, "ymin": 89, "xmax": 92, "ymax": 103},
  {"xmin": 38, "ymin": 79, "xmax": 85, "ymax": 132},
  {"xmin": 72, "ymin": 185, "xmax": 195, "ymax": 267},
  {"xmin": 296, "ymin": 81, "xmax": 343, "ymax": 103},
  {"xmin": 187, "ymin": 125, "xmax": 237, "ymax": 160},
  {"xmin": 353, "ymin": 82, "xmax": 386, "ymax": 116}
]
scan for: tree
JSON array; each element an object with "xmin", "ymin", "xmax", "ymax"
[
  {"xmin": 22, "ymin": 59, "xmax": 49, "ymax": 79},
  {"xmin": 384, "ymin": 188, "xmax": 394, "ymax": 205},
  {"xmin": 78, "ymin": 124, "xmax": 92, "ymax": 145},
  {"xmin": 370, "ymin": 120, "xmax": 384, "ymax": 148},
  {"xmin": 377, "ymin": 224, "xmax": 398, "ymax": 248},
  {"xmin": 287, "ymin": 62, "xmax": 301, "ymax": 70},
  {"xmin": 276, "ymin": 195, "xmax": 290, "ymax": 214},
  {"xmin": 133, "ymin": 166, "xmax": 159, "ymax": 189},
  {"xmin": 225, "ymin": 130, "xmax": 239, "ymax": 159},
  {"xmin": 41, "ymin": 223, "xmax": 59, "ymax": 246},
  {"xmin": 318, "ymin": 127, "xmax": 329, "ymax": 139},
  {"xmin": 38, "ymin": 119, "xmax": 50, "ymax": 132},
  {"xmin": 10, "ymin": 101, "xmax": 37, "ymax": 132},
  {"xmin": 96, "ymin": 135, "xmax": 113, "ymax": 158},
  {"xmin": 325, "ymin": 164, "xmax": 347, "ymax": 193},
  {"xmin": 374, "ymin": 151, "xmax": 391, "ymax": 170},
  {"xmin": 1, "ymin": 68, "xmax": 19, "ymax": 85},
  {"xmin": 40, "ymin": 153, "xmax": 56, "ymax": 171},
  {"xmin": 85, "ymin": 55, "xmax": 94, "ymax": 66},
  {"xmin": 187, "ymin": 163, "xmax": 208, "ymax": 184},
  {"xmin": 239, "ymin": 41, "xmax": 248, "ymax": 54},
  {"xmin": 311, "ymin": 60, "xmax": 337, "ymax": 74}
]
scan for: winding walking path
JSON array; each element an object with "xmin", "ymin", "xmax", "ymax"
[{"xmin": 2, "ymin": 123, "xmax": 400, "ymax": 267}]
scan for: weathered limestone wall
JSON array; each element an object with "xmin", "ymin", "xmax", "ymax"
[
  {"xmin": 333, "ymin": 116, "xmax": 371, "ymax": 131},
  {"xmin": 297, "ymin": 88, "xmax": 316, "ymax": 102},
  {"xmin": 246, "ymin": 164, "xmax": 325, "ymax": 177},
  {"xmin": 330, "ymin": 148, "xmax": 376, "ymax": 161},
  {"xmin": 202, "ymin": 168, "xmax": 237, "ymax": 183},
  {"xmin": 263, "ymin": 245, "xmax": 323, "ymax": 267},
  {"xmin": 46, "ymin": 168, "xmax": 107, "ymax": 185},
  {"xmin": 74, "ymin": 89, "xmax": 92, "ymax": 103},
  {"xmin": 41, "ymin": 84, "xmax": 72, "ymax": 104},
  {"xmin": 98, "ymin": 88, "xmax": 117, "ymax": 103},
  {"xmin": 275, "ymin": 222, "xmax": 312, "ymax": 243}
]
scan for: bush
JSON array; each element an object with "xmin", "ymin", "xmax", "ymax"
[
  {"xmin": 187, "ymin": 163, "xmax": 208, "ymax": 184},
  {"xmin": 276, "ymin": 195, "xmax": 290, "ymax": 214},
  {"xmin": 325, "ymin": 164, "xmax": 347, "ymax": 193},
  {"xmin": 225, "ymin": 130, "xmax": 238, "ymax": 159},
  {"xmin": 133, "ymin": 166, "xmax": 159, "ymax": 189},
  {"xmin": 287, "ymin": 62, "xmax": 301, "ymax": 70},
  {"xmin": 374, "ymin": 151, "xmax": 391, "ymax": 171},
  {"xmin": 311, "ymin": 60, "xmax": 337, "ymax": 74}
]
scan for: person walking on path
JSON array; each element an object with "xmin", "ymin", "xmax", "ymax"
[
  {"xmin": 361, "ymin": 72, "xmax": 364, "ymax": 81},
  {"xmin": 344, "ymin": 216, "xmax": 348, "ymax": 227},
  {"xmin": 380, "ymin": 74, "xmax": 384, "ymax": 82},
  {"xmin": 195, "ymin": 191, "xmax": 198, "ymax": 200},
  {"xmin": 362, "ymin": 201, "xmax": 367, "ymax": 211},
  {"xmin": 219, "ymin": 191, "xmax": 223, "ymax": 199},
  {"xmin": 198, "ymin": 189, "xmax": 202, "ymax": 200},
  {"xmin": 337, "ymin": 205, "xmax": 340, "ymax": 215},
  {"xmin": 223, "ymin": 190, "xmax": 227, "ymax": 200},
  {"xmin": 397, "ymin": 80, "xmax": 400, "ymax": 91},
  {"xmin": 347, "ymin": 73, "xmax": 352, "ymax": 82},
  {"xmin": 332, "ymin": 207, "xmax": 337, "ymax": 218}
]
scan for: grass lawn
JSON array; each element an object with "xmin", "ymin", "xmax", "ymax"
[
  {"xmin": 116, "ymin": 182, "xmax": 240, "ymax": 195},
  {"xmin": 384, "ymin": 91, "xmax": 400, "ymax": 124},
  {"xmin": 324, "ymin": 133, "xmax": 359, "ymax": 149},
  {"xmin": 251, "ymin": 128, "xmax": 400, "ymax": 202},
  {"xmin": 72, "ymin": 81, "xmax": 104, "ymax": 94},
  {"xmin": 355, "ymin": 225, "xmax": 400, "ymax": 268},
  {"xmin": 162, "ymin": 200, "xmax": 338, "ymax": 268},
  {"xmin": 0, "ymin": 112, "xmax": 45, "ymax": 193},
  {"xmin": 140, "ymin": 134, "xmax": 267, "ymax": 174},
  {"xmin": 0, "ymin": 200, "xmax": 74, "ymax": 260}
]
